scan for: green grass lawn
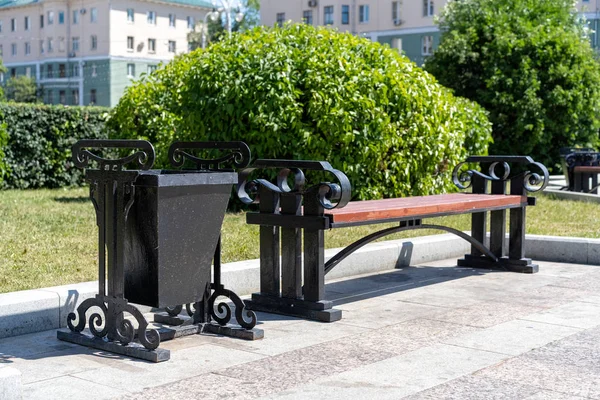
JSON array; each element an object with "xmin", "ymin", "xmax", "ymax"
[{"xmin": 1, "ymin": 187, "xmax": 599, "ymax": 294}]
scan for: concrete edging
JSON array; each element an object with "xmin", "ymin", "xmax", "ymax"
[{"xmin": 1, "ymin": 233, "xmax": 599, "ymax": 341}]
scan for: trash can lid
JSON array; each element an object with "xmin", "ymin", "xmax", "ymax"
[{"xmin": 134, "ymin": 169, "xmax": 238, "ymax": 188}]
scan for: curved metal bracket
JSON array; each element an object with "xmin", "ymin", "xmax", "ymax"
[
  {"xmin": 324, "ymin": 224, "xmax": 498, "ymax": 276},
  {"xmin": 72, "ymin": 139, "xmax": 155, "ymax": 171},
  {"xmin": 168, "ymin": 141, "xmax": 251, "ymax": 171}
]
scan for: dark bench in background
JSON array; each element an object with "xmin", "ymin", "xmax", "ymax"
[
  {"xmin": 238, "ymin": 156, "xmax": 549, "ymax": 322},
  {"xmin": 560, "ymin": 147, "xmax": 600, "ymax": 193}
]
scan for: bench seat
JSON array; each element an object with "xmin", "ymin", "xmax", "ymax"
[{"xmin": 326, "ymin": 193, "xmax": 526, "ymax": 227}]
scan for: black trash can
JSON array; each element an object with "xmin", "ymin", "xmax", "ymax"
[{"xmin": 123, "ymin": 169, "xmax": 237, "ymax": 308}]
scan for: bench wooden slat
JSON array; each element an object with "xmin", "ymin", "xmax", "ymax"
[
  {"xmin": 573, "ymin": 166, "xmax": 600, "ymax": 173},
  {"xmin": 326, "ymin": 193, "xmax": 526, "ymax": 226}
]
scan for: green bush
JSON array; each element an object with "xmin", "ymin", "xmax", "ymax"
[
  {"xmin": 0, "ymin": 104, "xmax": 109, "ymax": 189},
  {"xmin": 109, "ymin": 24, "xmax": 492, "ymax": 199},
  {"xmin": 0, "ymin": 114, "xmax": 7, "ymax": 187},
  {"xmin": 425, "ymin": 0, "xmax": 600, "ymax": 172}
]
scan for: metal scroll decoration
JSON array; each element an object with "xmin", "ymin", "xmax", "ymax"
[
  {"xmin": 67, "ymin": 295, "xmax": 160, "ymax": 350},
  {"xmin": 237, "ymin": 159, "xmax": 352, "ymax": 210},
  {"xmin": 72, "ymin": 139, "xmax": 155, "ymax": 171},
  {"xmin": 564, "ymin": 151, "xmax": 600, "ymax": 170},
  {"xmin": 452, "ymin": 156, "xmax": 549, "ymax": 193},
  {"xmin": 168, "ymin": 141, "xmax": 251, "ymax": 171}
]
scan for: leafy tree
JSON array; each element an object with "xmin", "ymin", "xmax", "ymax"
[
  {"xmin": 425, "ymin": 0, "xmax": 600, "ymax": 171},
  {"xmin": 109, "ymin": 24, "xmax": 492, "ymax": 199},
  {"xmin": 188, "ymin": 0, "xmax": 260, "ymax": 50},
  {"xmin": 5, "ymin": 76, "xmax": 39, "ymax": 103}
]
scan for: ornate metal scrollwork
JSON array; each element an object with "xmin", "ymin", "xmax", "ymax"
[
  {"xmin": 168, "ymin": 141, "xmax": 251, "ymax": 171},
  {"xmin": 67, "ymin": 295, "xmax": 160, "ymax": 350},
  {"xmin": 72, "ymin": 139, "xmax": 155, "ymax": 171},
  {"xmin": 238, "ymin": 159, "xmax": 352, "ymax": 210},
  {"xmin": 208, "ymin": 285, "xmax": 257, "ymax": 330},
  {"xmin": 564, "ymin": 151, "xmax": 600, "ymax": 169},
  {"xmin": 452, "ymin": 156, "xmax": 549, "ymax": 193}
]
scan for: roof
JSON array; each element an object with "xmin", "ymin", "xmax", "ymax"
[
  {"xmin": 0, "ymin": 0, "xmax": 213, "ymax": 10},
  {"xmin": 0, "ymin": 0, "xmax": 40, "ymax": 10}
]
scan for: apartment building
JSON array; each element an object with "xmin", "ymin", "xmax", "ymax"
[
  {"xmin": 0, "ymin": 0, "xmax": 212, "ymax": 107},
  {"xmin": 261, "ymin": 0, "xmax": 600, "ymax": 66}
]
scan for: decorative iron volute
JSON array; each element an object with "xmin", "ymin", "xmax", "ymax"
[
  {"xmin": 72, "ymin": 139, "xmax": 155, "ymax": 171},
  {"xmin": 238, "ymin": 159, "xmax": 351, "ymax": 210},
  {"xmin": 452, "ymin": 155, "xmax": 549, "ymax": 193},
  {"xmin": 168, "ymin": 141, "xmax": 251, "ymax": 171},
  {"xmin": 564, "ymin": 151, "xmax": 600, "ymax": 170}
]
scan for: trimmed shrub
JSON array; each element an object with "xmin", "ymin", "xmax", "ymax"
[
  {"xmin": 425, "ymin": 0, "xmax": 600, "ymax": 172},
  {"xmin": 0, "ymin": 104, "xmax": 109, "ymax": 189},
  {"xmin": 108, "ymin": 24, "xmax": 492, "ymax": 199}
]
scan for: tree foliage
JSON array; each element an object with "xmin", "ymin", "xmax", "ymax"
[
  {"xmin": 109, "ymin": 24, "xmax": 492, "ymax": 199},
  {"xmin": 5, "ymin": 76, "xmax": 39, "ymax": 103},
  {"xmin": 425, "ymin": 0, "xmax": 600, "ymax": 171}
]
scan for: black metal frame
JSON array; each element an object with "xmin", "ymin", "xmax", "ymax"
[
  {"xmin": 560, "ymin": 147, "xmax": 600, "ymax": 193},
  {"xmin": 238, "ymin": 156, "xmax": 548, "ymax": 323},
  {"xmin": 58, "ymin": 140, "xmax": 261, "ymax": 363}
]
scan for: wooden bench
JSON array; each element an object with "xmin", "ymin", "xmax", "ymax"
[
  {"xmin": 560, "ymin": 147, "xmax": 600, "ymax": 193},
  {"xmin": 237, "ymin": 156, "xmax": 549, "ymax": 322}
]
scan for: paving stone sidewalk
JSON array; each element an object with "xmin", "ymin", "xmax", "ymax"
[{"xmin": 1, "ymin": 258, "xmax": 600, "ymax": 399}]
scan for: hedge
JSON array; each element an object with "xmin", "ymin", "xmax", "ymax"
[
  {"xmin": 108, "ymin": 24, "xmax": 493, "ymax": 199},
  {"xmin": 0, "ymin": 104, "xmax": 109, "ymax": 189}
]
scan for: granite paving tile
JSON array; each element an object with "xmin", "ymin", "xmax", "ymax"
[
  {"xmin": 520, "ymin": 301, "xmax": 600, "ymax": 329},
  {"xmin": 403, "ymin": 374, "xmax": 541, "ymax": 399},
  {"xmin": 523, "ymin": 391, "xmax": 590, "ymax": 400},
  {"xmin": 428, "ymin": 300, "xmax": 545, "ymax": 328},
  {"xmin": 23, "ymin": 375, "xmax": 128, "ymax": 400}
]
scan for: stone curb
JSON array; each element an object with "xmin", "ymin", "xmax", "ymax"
[
  {"xmin": 0, "ymin": 366, "xmax": 22, "ymax": 400},
  {"xmin": 543, "ymin": 188, "xmax": 600, "ymax": 204},
  {"xmin": 1, "ymin": 234, "xmax": 599, "ymax": 341}
]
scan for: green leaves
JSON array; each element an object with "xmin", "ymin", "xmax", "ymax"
[
  {"xmin": 108, "ymin": 23, "xmax": 492, "ymax": 199},
  {"xmin": 0, "ymin": 104, "xmax": 109, "ymax": 189},
  {"xmin": 426, "ymin": 0, "xmax": 600, "ymax": 172}
]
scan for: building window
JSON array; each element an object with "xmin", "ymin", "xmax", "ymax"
[
  {"xmin": 168, "ymin": 40, "xmax": 176, "ymax": 53},
  {"xmin": 72, "ymin": 37, "xmax": 79, "ymax": 52},
  {"xmin": 187, "ymin": 16, "xmax": 195, "ymax": 29},
  {"xmin": 11, "ymin": 68, "xmax": 16, "ymax": 78},
  {"xmin": 58, "ymin": 37, "xmax": 65, "ymax": 52},
  {"xmin": 127, "ymin": 8, "xmax": 134, "ymax": 22},
  {"xmin": 48, "ymin": 11, "xmax": 54, "ymax": 25},
  {"xmin": 24, "ymin": 16, "xmax": 30, "ymax": 31},
  {"xmin": 11, "ymin": 43, "xmax": 16, "ymax": 56},
  {"xmin": 0, "ymin": 73, "xmax": 4, "ymax": 83},
  {"xmin": 72, "ymin": 90, "xmax": 79, "ymax": 105},
  {"xmin": 276, "ymin": 12, "xmax": 285, "ymax": 27},
  {"xmin": 59, "ymin": 64, "xmax": 66, "ymax": 78},
  {"xmin": 91, "ymin": 35, "xmax": 98, "ymax": 51},
  {"xmin": 303, "ymin": 10, "xmax": 313, "ymax": 25},
  {"xmin": 148, "ymin": 38, "xmax": 156, "ymax": 53},
  {"xmin": 40, "ymin": 15, "xmax": 43, "ymax": 28},
  {"xmin": 147, "ymin": 11, "xmax": 156, "ymax": 25},
  {"xmin": 0, "ymin": 20, "xmax": 3, "ymax": 33},
  {"xmin": 127, "ymin": 63, "xmax": 135, "ymax": 77},
  {"xmin": 324, "ymin": 6, "xmax": 333, "ymax": 25},
  {"xmin": 73, "ymin": 10, "xmax": 79, "ymax": 24},
  {"xmin": 40, "ymin": 40, "xmax": 44, "ymax": 54},
  {"xmin": 91, "ymin": 64, "xmax": 97, "ymax": 77},
  {"xmin": 72, "ymin": 64, "xmax": 79, "ymax": 77},
  {"xmin": 46, "ymin": 89, "xmax": 53, "ymax": 103},
  {"xmin": 341, "ymin": 5, "xmax": 349, "ymax": 25},
  {"xmin": 59, "ymin": 90, "xmax": 66, "ymax": 105},
  {"xmin": 59, "ymin": 11, "xmax": 65, "ymax": 24},
  {"xmin": 147, "ymin": 65, "xmax": 157, "ymax": 74},
  {"xmin": 25, "ymin": 67, "xmax": 31, "ymax": 77},
  {"xmin": 0, "ymin": 45, "xmax": 3, "ymax": 56},
  {"xmin": 359, "ymin": 5, "xmax": 369, "ymax": 23},
  {"xmin": 392, "ymin": 1, "xmax": 401, "ymax": 24},
  {"xmin": 127, "ymin": 36, "xmax": 134, "ymax": 51},
  {"xmin": 169, "ymin": 13, "xmax": 176, "ymax": 27},
  {"xmin": 90, "ymin": 89, "xmax": 97, "ymax": 104},
  {"xmin": 422, "ymin": 35, "xmax": 433, "ymax": 55},
  {"xmin": 11, "ymin": 18, "xmax": 15, "ymax": 32},
  {"xmin": 25, "ymin": 42, "xmax": 31, "ymax": 55},
  {"xmin": 91, "ymin": 8, "xmax": 98, "ymax": 23},
  {"xmin": 423, "ymin": 0, "xmax": 434, "ymax": 17},
  {"xmin": 48, "ymin": 37, "xmax": 53, "ymax": 52},
  {"xmin": 47, "ymin": 64, "xmax": 53, "ymax": 78}
]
